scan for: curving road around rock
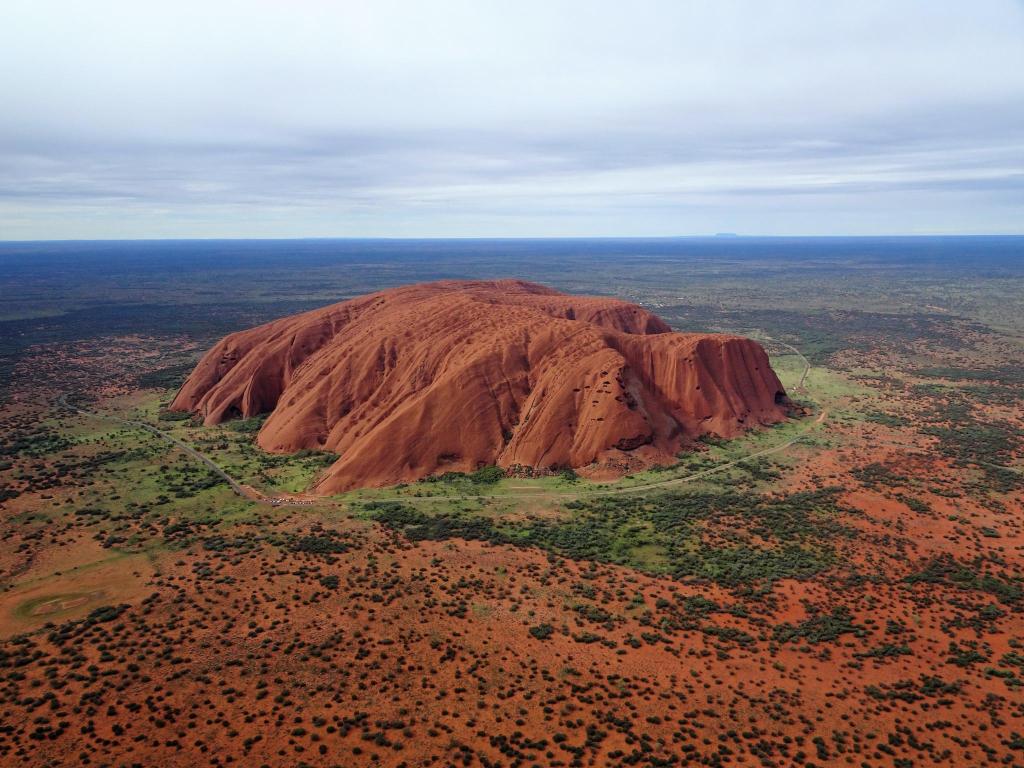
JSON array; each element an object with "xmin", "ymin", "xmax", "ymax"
[{"xmin": 758, "ymin": 335, "xmax": 810, "ymax": 391}]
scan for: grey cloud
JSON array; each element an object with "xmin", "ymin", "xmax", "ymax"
[{"xmin": 0, "ymin": 0, "xmax": 1022, "ymax": 237}]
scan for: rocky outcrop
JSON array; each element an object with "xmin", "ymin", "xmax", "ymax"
[{"xmin": 172, "ymin": 280, "xmax": 789, "ymax": 492}]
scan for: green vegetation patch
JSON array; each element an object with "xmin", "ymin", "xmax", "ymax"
[
  {"xmin": 366, "ymin": 486, "xmax": 854, "ymax": 588},
  {"xmin": 423, "ymin": 465, "xmax": 507, "ymax": 486},
  {"xmin": 863, "ymin": 410, "xmax": 911, "ymax": 428},
  {"xmin": 228, "ymin": 415, "xmax": 269, "ymax": 434},
  {"xmin": 911, "ymin": 386, "xmax": 1024, "ymax": 492},
  {"xmin": 365, "ymin": 502, "xmax": 508, "ymax": 545},
  {"xmin": 851, "ymin": 462, "xmax": 909, "ymax": 490},
  {"xmin": 46, "ymin": 604, "xmax": 131, "ymax": 646},
  {"xmin": 137, "ymin": 361, "xmax": 196, "ymax": 390},
  {"xmin": 773, "ymin": 606, "xmax": 866, "ymax": 644},
  {"xmin": 914, "ymin": 365, "xmax": 1024, "ymax": 386},
  {"xmin": 529, "ymin": 623, "xmax": 555, "ymax": 640},
  {"xmin": 905, "ymin": 554, "xmax": 1023, "ymax": 605},
  {"xmin": 157, "ymin": 409, "xmax": 193, "ymax": 422},
  {"xmin": 865, "ymin": 675, "xmax": 963, "ymax": 704},
  {"xmin": 0, "ymin": 424, "xmax": 75, "ymax": 459}
]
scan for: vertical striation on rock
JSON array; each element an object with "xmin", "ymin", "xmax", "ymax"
[{"xmin": 172, "ymin": 280, "xmax": 789, "ymax": 492}]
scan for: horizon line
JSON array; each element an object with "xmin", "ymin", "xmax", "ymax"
[{"xmin": 2, "ymin": 233, "xmax": 1024, "ymax": 245}]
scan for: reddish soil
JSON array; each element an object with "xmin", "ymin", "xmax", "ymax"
[
  {"xmin": 1, "ymin": 516, "xmax": 1021, "ymax": 768},
  {"xmin": 2, "ymin": 304, "xmax": 1021, "ymax": 768}
]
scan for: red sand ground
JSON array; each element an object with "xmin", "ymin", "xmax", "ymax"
[
  {"xmin": 1, "ymin": 306, "xmax": 1022, "ymax": 768},
  {"xmin": 1, "ymin": 518, "xmax": 1022, "ymax": 768}
]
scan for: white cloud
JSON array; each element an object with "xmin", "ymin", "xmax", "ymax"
[{"xmin": 0, "ymin": 0, "xmax": 1022, "ymax": 237}]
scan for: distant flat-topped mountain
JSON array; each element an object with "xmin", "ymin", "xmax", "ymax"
[{"xmin": 172, "ymin": 279, "xmax": 789, "ymax": 492}]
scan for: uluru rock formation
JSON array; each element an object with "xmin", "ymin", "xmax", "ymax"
[{"xmin": 172, "ymin": 280, "xmax": 789, "ymax": 493}]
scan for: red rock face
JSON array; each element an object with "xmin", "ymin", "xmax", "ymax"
[{"xmin": 172, "ymin": 280, "xmax": 789, "ymax": 492}]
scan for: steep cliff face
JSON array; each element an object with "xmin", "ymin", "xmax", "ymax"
[{"xmin": 172, "ymin": 280, "xmax": 789, "ymax": 492}]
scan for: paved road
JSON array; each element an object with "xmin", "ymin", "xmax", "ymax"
[
  {"xmin": 379, "ymin": 408, "xmax": 829, "ymax": 505},
  {"xmin": 753, "ymin": 333, "xmax": 806, "ymax": 391},
  {"xmin": 584, "ymin": 409, "xmax": 828, "ymax": 497},
  {"xmin": 760, "ymin": 335, "xmax": 810, "ymax": 391},
  {"xmin": 56, "ymin": 395, "xmax": 273, "ymax": 504}
]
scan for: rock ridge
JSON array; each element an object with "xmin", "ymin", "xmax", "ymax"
[{"xmin": 171, "ymin": 279, "xmax": 789, "ymax": 492}]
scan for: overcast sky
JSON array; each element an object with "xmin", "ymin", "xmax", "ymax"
[{"xmin": 1, "ymin": 1, "xmax": 1022, "ymax": 239}]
